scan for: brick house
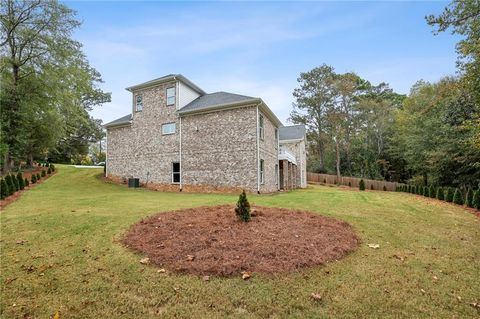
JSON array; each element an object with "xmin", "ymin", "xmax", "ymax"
[{"xmin": 104, "ymin": 74, "xmax": 306, "ymax": 193}]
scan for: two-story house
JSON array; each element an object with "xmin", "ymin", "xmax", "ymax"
[{"xmin": 104, "ymin": 74, "xmax": 306, "ymax": 193}]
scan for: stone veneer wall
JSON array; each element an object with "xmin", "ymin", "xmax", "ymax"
[
  {"xmin": 181, "ymin": 105, "xmax": 258, "ymax": 192},
  {"xmin": 107, "ymin": 81, "xmax": 180, "ymax": 184},
  {"xmin": 258, "ymin": 110, "xmax": 279, "ymax": 192}
]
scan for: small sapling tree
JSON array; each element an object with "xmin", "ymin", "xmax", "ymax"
[
  {"xmin": 17, "ymin": 172, "xmax": 24, "ymax": 190},
  {"xmin": 235, "ymin": 190, "xmax": 251, "ymax": 222}
]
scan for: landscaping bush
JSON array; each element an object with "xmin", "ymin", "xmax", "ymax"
[
  {"xmin": 5, "ymin": 175, "xmax": 14, "ymax": 195},
  {"xmin": 47, "ymin": 167, "xmax": 52, "ymax": 174},
  {"xmin": 370, "ymin": 184, "xmax": 374, "ymax": 190},
  {"xmin": 323, "ymin": 178, "xmax": 326, "ymax": 184},
  {"xmin": 445, "ymin": 187, "xmax": 454, "ymax": 202},
  {"xmin": 423, "ymin": 186, "xmax": 428, "ymax": 196},
  {"xmin": 36, "ymin": 173, "xmax": 40, "ymax": 180},
  {"xmin": 50, "ymin": 164, "xmax": 55, "ymax": 172},
  {"xmin": 11, "ymin": 174, "xmax": 19, "ymax": 192},
  {"xmin": 436, "ymin": 187, "xmax": 444, "ymax": 200},
  {"xmin": 0, "ymin": 178, "xmax": 8, "ymax": 199},
  {"xmin": 359, "ymin": 179, "xmax": 365, "ymax": 191},
  {"xmin": 473, "ymin": 190, "xmax": 480, "ymax": 209},
  {"xmin": 348, "ymin": 182, "xmax": 351, "ymax": 187},
  {"xmin": 235, "ymin": 190, "xmax": 251, "ymax": 222},
  {"xmin": 429, "ymin": 185, "xmax": 436, "ymax": 198},
  {"xmin": 17, "ymin": 172, "xmax": 24, "ymax": 190},
  {"xmin": 465, "ymin": 188, "xmax": 474, "ymax": 208},
  {"xmin": 37, "ymin": 163, "xmax": 41, "ymax": 167},
  {"xmin": 24, "ymin": 178, "xmax": 29, "ymax": 187},
  {"xmin": 41, "ymin": 170, "xmax": 46, "ymax": 177},
  {"xmin": 474, "ymin": 190, "xmax": 479, "ymax": 207},
  {"xmin": 31, "ymin": 174, "xmax": 37, "ymax": 184},
  {"xmin": 452, "ymin": 188, "xmax": 463, "ymax": 205},
  {"xmin": 383, "ymin": 185, "xmax": 387, "ymax": 191}
]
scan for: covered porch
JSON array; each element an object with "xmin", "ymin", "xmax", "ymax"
[{"xmin": 278, "ymin": 147, "xmax": 299, "ymax": 190}]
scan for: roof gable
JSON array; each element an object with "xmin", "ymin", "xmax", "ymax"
[
  {"xmin": 125, "ymin": 74, "xmax": 205, "ymax": 95},
  {"xmin": 104, "ymin": 114, "xmax": 132, "ymax": 128},
  {"xmin": 279, "ymin": 125, "xmax": 306, "ymax": 141}
]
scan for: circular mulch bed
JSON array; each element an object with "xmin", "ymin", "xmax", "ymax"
[{"xmin": 123, "ymin": 205, "xmax": 359, "ymax": 276}]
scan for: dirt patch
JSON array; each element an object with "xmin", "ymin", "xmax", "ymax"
[{"xmin": 123, "ymin": 205, "xmax": 359, "ymax": 276}]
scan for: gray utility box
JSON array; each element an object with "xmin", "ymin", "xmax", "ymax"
[{"xmin": 128, "ymin": 178, "xmax": 140, "ymax": 188}]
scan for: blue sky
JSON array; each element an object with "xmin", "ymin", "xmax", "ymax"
[{"xmin": 66, "ymin": 1, "xmax": 459, "ymax": 125}]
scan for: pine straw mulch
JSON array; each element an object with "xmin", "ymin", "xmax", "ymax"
[{"xmin": 123, "ymin": 205, "xmax": 359, "ymax": 277}]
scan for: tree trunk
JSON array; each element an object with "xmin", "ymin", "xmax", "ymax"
[{"xmin": 335, "ymin": 138, "xmax": 341, "ymax": 181}]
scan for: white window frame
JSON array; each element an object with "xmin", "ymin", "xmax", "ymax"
[
  {"xmin": 135, "ymin": 94, "xmax": 143, "ymax": 112},
  {"xmin": 172, "ymin": 162, "xmax": 180, "ymax": 184},
  {"xmin": 260, "ymin": 159, "xmax": 265, "ymax": 185},
  {"xmin": 166, "ymin": 87, "xmax": 176, "ymax": 106},
  {"xmin": 162, "ymin": 122, "xmax": 176, "ymax": 135},
  {"xmin": 259, "ymin": 114, "xmax": 264, "ymax": 140}
]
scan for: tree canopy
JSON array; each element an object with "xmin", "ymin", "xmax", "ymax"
[{"xmin": 0, "ymin": 0, "xmax": 110, "ymax": 171}]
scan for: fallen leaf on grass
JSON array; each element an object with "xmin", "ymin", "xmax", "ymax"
[
  {"xmin": 241, "ymin": 272, "xmax": 251, "ymax": 280},
  {"xmin": 157, "ymin": 268, "xmax": 166, "ymax": 273},
  {"xmin": 470, "ymin": 302, "xmax": 480, "ymax": 309},
  {"xmin": 202, "ymin": 275, "xmax": 210, "ymax": 282},
  {"xmin": 15, "ymin": 239, "xmax": 28, "ymax": 245},
  {"xmin": 368, "ymin": 244, "xmax": 380, "ymax": 249},
  {"xmin": 52, "ymin": 311, "xmax": 60, "ymax": 319},
  {"xmin": 311, "ymin": 293, "xmax": 322, "ymax": 301},
  {"xmin": 139, "ymin": 257, "xmax": 150, "ymax": 264}
]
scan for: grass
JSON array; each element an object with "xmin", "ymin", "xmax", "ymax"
[{"xmin": 1, "ymin": 165, "xmax": 479, "ymax": 318}]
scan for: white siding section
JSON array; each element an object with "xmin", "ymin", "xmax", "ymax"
[{"xmin": 178, "ymin": 81, "xmax": 201, "ymax": 110}]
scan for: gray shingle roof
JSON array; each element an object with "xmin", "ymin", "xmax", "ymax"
[
  {"xmin": 104, "ymin": 114, "xmax": 132, "ymax": 128},
  {"xmin": 126, "ymin": 74, "xmax": 206, "ymax": 94},
  {"xmin": 279, "ymin": 125, "xmax": 306, "ymax": 141},
  {"xmin": 178, "ymin": 92, "xmax": 259, "ymax": 114}
]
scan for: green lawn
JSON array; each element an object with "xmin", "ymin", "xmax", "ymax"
[{"xmin": 1, "ymin": 165, "xmax": 479, "ymax": 318}]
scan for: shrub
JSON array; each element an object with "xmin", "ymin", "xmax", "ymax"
[
  {"xmin": 4, "ymin": 175, "xmax": 14, "ymax": 195},
  {"xmin": 50, "ymin": 164, "xmax": 55, "ymax": 172},
  {"xmin": 235, "ymin": 190, "xmax": 251, "ymax": 222},
  {"xmin": 370, "ymin": 184, "xmax": 374, "ymax": 190},
  {"xmin": 41, "ymin": 170, "xmax": 46, "ymax": 177},
  {"xmin": 473, "ymin": 190, "xmax": 480, "ymax": 210},
  {"xmin": 465, "ymin": 188, "xmax": 474, "ymax": 208},
  {"xmin": 31, "ymin": 174, "xmax": 37, "ymax": 184},
  {"xmin": 428, "ymin": 185, "xmax": 435, "ymax": 198},
  {"xmin": 323, "ymin": 178, "xmax": 326, "ymax": 184},
  {"xmin": 348, "ymin": 182, "xmax": 351, "ymax": 187},
  {"xmin": 445, "ymin": 187, "xmax": 454, "ymax": 202},
  {"xmin": 1, "ymin": 178, "xmax": 8, "ymax": 199},
  {"xmin": 36, "ymin": 173, "xmax": 40, "ymax": 180},
  {"xmin": 383, "ymin": 185, "xmax": 387, "ymax": 191},
  {"xmin": 452, "ymin": 188, "xmax": 464, "ymax": 205},
  {"xmin": 10, "ymin": 174, "xmax": 19, "ymax": 192},
  {"xmin": 24, "ymin": 178, "xmax": 29, "ymax": 187},
  {"xmin": 359, "ymin": 179, "xmax": 365, "ymax": 191},
  {"xmin": 423, "ymin": 186, "xmax": 429, "ymax": 197},
  {"xmin": 46, "ymin": 163, "xmax": 50, "ymax": 168},
  {"xmin": 17, "ymin": 172, "xmax": 24, "ymax": 190},
  {"xmin": 436, "ymin": 187, "xmax": 444, "ymax": 200},
  {"xmin": 37, "ymin": 163, "xmax": 41, "ymax": 167},
  {"xmin": 47, "ymin": 167, "xmax": 52, "ymax": 174}
]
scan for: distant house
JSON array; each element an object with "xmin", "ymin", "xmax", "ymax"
[{"xmin": 104, "ymin": 74, "xmax": 306, "ymax": 193}]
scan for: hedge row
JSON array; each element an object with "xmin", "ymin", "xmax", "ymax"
[
  {"xmin": 0, "ymin": 164, "xmax": 55, "ymax": 200},
  {"xmin": 395, "ymin": 184, "xmax": 480, "ymax": 210}
]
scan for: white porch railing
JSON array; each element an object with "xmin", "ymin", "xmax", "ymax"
[{"xmin": 278, "ymin": 147, "xmax": 297, "ymax": 165}]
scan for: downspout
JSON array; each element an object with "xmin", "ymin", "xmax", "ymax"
[
  {"xmin": 179, "ymin": 116, "xmax": 182, "ymax": 191},
  {"xmin": 256, "ymin": 104, "xmax": 260, "ymax": 194}
]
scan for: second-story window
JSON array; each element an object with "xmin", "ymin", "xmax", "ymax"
[
  {"xmin": 166, "ymin": 87, "xmax": 176, "ymax": 106},
  {"xmin": 274, "ymin": 128, "xmax": 278, "ymax": 148},
  {"xmin": 135, "ymin": 95, "xmax": 143, "ymax": 112},
  {"xmin": 259, "ymin": 114, "xmax": 264, "ymax": 140},
  {"xmin": 162, "ymin": 122, "xmax": 176, "ymax": 135}
]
